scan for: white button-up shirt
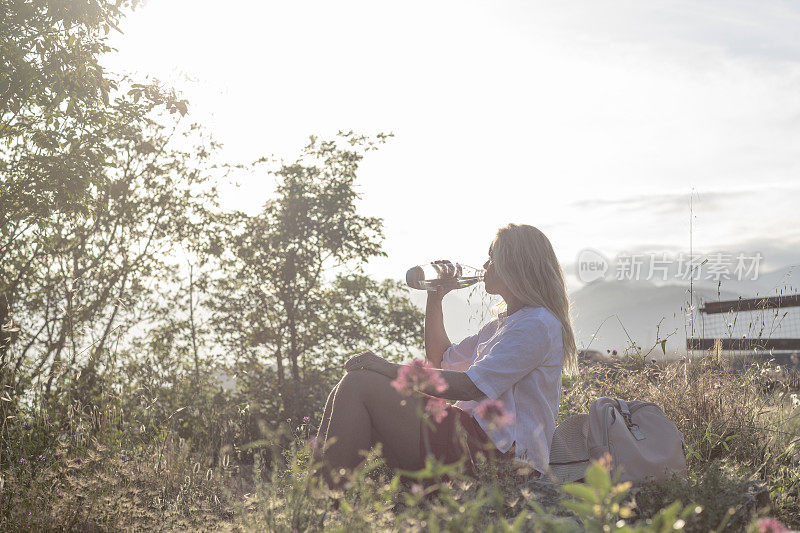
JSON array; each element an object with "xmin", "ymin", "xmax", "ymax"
[{"xmin": 442, "ymin": 306, "xmax": 564, "ymax": 475}]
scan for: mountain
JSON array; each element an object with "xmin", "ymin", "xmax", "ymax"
[{"xmin": 569, "ymin": 279, "xmax": 739, "ymax": 358}]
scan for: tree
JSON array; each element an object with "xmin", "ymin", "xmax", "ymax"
[
  {"xmin": 211, "ymin": 133, "xmax": 423, "ymax": 420},
  {"xmin": 0, "ymin": 0, "xmax": 203, "ymax": 390},
  {"xmin": 3, "ymin": 88, "xmax": 219, "ymax": 403},
  {"xmin": 0, "ymin": 0, "xmax": 188, "ymax": 368}
]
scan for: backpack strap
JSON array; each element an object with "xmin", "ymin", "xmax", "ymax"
[{"xmin": 616, "ymin": 399, "xmax": 646, "ymax": 441}]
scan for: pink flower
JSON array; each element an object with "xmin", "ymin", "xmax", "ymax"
[
  {"xmin": 391, "ymin": 359, "xmax": 447, "ymax": 396},
  {"xmin": 475, "ymin": 399, "xmax": 514, "ymax": 430},
  {"xmin": 757, "ymin": 518, "xmax": 789, "ymax": 533},
  {"xmin": 425, "ymin": 397, "xmax": 448, "ymax": 423}
]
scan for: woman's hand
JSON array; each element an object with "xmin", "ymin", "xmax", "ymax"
[
  {"xmin": 428, "ymin": 259, "xmax": 461, "ymax": 300},
  {"xmin": 344, "ymin": 350, "xmax": 395, "ymax": 377}
]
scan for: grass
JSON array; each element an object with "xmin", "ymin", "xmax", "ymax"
[{"xmin": 2, "ymin": 348, "xmax": 799, "ymax": 531}]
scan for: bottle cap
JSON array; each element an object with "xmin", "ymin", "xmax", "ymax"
[{"xmin": 406, "ymin": 266, "xmax": 425, "ymax": 286}]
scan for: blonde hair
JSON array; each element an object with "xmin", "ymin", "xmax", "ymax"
[{"xmin": 491, "ymin": 224, "xmax": 578, "ymax": 377}]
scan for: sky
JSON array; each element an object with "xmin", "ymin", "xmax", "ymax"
[{"xmin": 104, "ymin": 0, "xmax": 800, "ymax": 293}]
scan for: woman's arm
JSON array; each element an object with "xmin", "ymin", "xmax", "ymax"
[
  {"xmin": 343, "ymin": 352, "xmax": 486, "ymax": 401},
  {"xmin": 424, "ymin": 260, "xmax": 461, "ymax": 368},
  {"xmin": 380, "ymin": 362, "xmax": 485, "ymax": 401},
  {"xmin": 425, "ymin": 293, "xmax": 451, "ymax": 369},
  {"xmin": 424, "ymin": 367, "xmax": 486, "ymax": 401}
]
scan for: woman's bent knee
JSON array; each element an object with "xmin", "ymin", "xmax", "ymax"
[
  {"xmin": 337, "ymin": 369, "xmax": 367, "ymax": 395},
  {"xmin": 338, "ymin": 369, "xmax": 388, "ymax": 397}
]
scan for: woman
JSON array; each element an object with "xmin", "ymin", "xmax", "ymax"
[{"xmin": 312, "ymin": 223, "xmax": 577, "ymax": 486}]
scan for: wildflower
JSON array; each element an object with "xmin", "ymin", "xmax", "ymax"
[
  {"xmin": 303, "ymin": 416, "xmax": 311, "ymax": 422},
  {"xmin": 38, "ymin": 454, "xmax": 44, "ymax": 461},
  {"xmin": 18, "ymin": 458, "xmax": 26, "ymax": 464},
  {"xmin": 791, "ymin": 393, "xmax": 800, "ymax": 408},
  {"xmin": 475, "ymin": 399, "xmax": 514, "ymax": 430},
  {"xmin": 425, "ymin": 397, "xmax": 448, "ymax": 423},
  {"xmin": 391, "ymin": 359, "xmax": 447, "ymax": 396},
  {"xmin": 596, "ymin": 451, "xmax": 613, "ymax": 470},
  {"xmin": 757, "ymin": 518, "xmax": 789, "ymax": 533},
  {"xmin": 21, "ymin": 422, "xmax": 32, "ymax": 430}
]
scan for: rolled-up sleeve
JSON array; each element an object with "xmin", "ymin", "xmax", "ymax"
[
  {"xmin": 465, "ymin": 318, "xmax": 551, "ymax": 400},
  {"xmin": 441, "ymin": 332, "xmax": 480, "ymax": 371}
]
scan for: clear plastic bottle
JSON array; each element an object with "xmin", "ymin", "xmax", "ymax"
[{"xmin": 405, "ymin": 261, "xmax": 485, "ymax": 291}]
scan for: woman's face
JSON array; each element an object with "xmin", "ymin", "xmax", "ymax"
[{"xmin": 483, "ymin": 245, "xmax": 504, "ymax": 295}]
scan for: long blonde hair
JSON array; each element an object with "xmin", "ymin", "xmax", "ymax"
[{"xmin": 491, "ymin": 224, "xmax": 578, "ymax": 376}]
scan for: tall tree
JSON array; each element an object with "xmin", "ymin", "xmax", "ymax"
[
  {"xmin": 212, "ymin": 133, "xmax": 423, "ymax": 420},
  {"xmin": 3, "ymin": 86, "xmax": 218, "ymax": 401},
  {"xmin": 0, "ymin": 0, "xmax": 203, "ymax": 394},
  {"xmin": 0, "ymin": 0, "xmax": 189, "ymax": 368}
]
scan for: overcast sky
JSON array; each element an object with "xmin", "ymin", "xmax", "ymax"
[{"xmin": 105, "ymin": 0, "xmax": 800, "ymax": 291}]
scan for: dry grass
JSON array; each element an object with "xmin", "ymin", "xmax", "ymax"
[{"xmin": 3, "ymin": 349, "xmax": 799, "ymax": 531}]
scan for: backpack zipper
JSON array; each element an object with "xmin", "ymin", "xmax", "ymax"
[{"xmin": 601, "ymin": 401, "xmax": 664, "ymax": 447}]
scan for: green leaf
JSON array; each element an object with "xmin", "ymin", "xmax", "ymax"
[
  {"xmin": 649, "ymin": 500, "xmax": 683, "ymax": 531},
  {"xmin": 511, "ymin": 509, "xmax": 528, "ymax": 530},
  {"xmin": 585, "ymin": 462, "xmax": 612, "ymax": 495},
  {"xmin": 136, "ymin": 141, "xmax": 156, "ymax": 154},
  {"xmin": 660, "ymin": 339, "xmax": 667, "ymax": 355},
  {"xmin": 562, "ymin": 499, "xmax": 596, "ymax": 516},
  {"xmin": 563, "ymin": 482, "xmax": 599, "ymax": 504}
]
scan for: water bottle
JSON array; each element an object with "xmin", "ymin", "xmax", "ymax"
[{"xmin": 405, "ymin": 261, "xmax": 485, "ymax": 291}]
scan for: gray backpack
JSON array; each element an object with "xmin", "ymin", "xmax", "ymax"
[{"xmin": 547, "ymin": 397, "xmax": 687, "ymax": 484}]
